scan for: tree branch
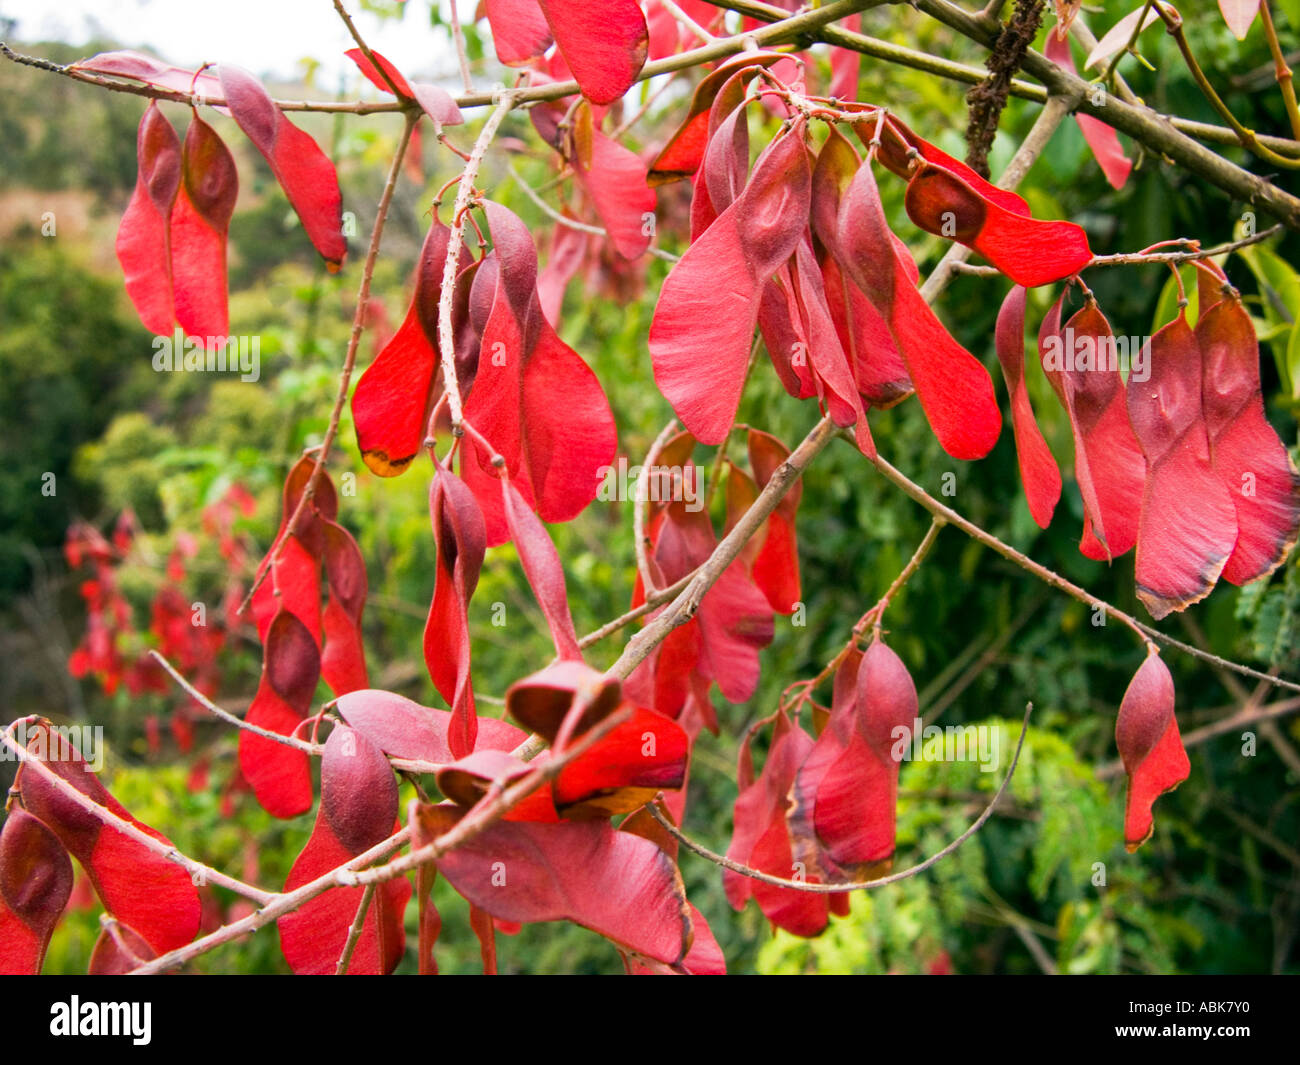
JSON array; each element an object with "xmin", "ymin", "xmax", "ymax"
[
  {"xmin": 910, "ymin": 0, "xmax": 1300, "ymax": 228},
  {"xmin": 862, "ymin": 447, "xmax": 1300, "ymax": 695},
  {"xmin": 439, "ymin": 91, "xmax": 516, "ymax": 432},
  {"xmin": 608, "ymin": 416, "xmax": 841, "ymax": 682}
]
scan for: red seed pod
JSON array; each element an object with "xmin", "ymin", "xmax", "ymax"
[
  {"xmin": 1197, "ymin": 293, "xmax": 1300, "ymax": 585},
  {"xmin": 170, "ymin": 112, "xmax": 238, "ymax": 341},
  {"xmin": 424, "ymin": 470, "xmax": 487, "ymax": 760},
  {"xmin": 321, "ymin": 725, "xmax": 398, "ymax": 854},
  {"xmin": 1038, "ymin": 296, "xmax": 1146, "ymax": 561},
  {"xmin": 320, "ymin": 519, "xmax": 369, "ymax": 696},
  {"xmin": 277, "ymin": 725, "xmax": 408, "ymax": 974},
  {"xmin": 1126, "ymin": 314, "xmax": 1238, "ymax": 619},
  {"xmin": 218, "ymin": 65, "xmax": 346, "ymax": 267},
  {"xmin": 836, "ymin": 156, "xmax": 1001, "ymax": 461},
  {"xmin": 725, "ymin": 708, "xmax": 838, "ymax": 937},
  {"xmin": 414, "ymin": 802, "xmax": 691, "ymax": 965},
  {"xmin": 457, "ymin": 201, "xmax": 617, "ymax": 545},
  {"xmin": 649, "ymin": 125, "xmax": 812, "ymax": 445},
  {"xmin": 0, "ymin": 808, "xmax": 75, "ymax": 974},
  {"xmin": 1115, "ymin": 651, "xmax": 1190, "ymax": 851},
  {"xmin": 115, "ymin": 102, "xmax": 181, "ymax": 335},
  {"xmin": 16, "ymin": 724, "xmax": 200, "ymax": 956},
  {"xmin": 789, "ymin": 638, "xmax": 920, "ymax": 881},
  {"xmin": 995, "ymin": 284, "xmax": 1062, "ymax": 529}
]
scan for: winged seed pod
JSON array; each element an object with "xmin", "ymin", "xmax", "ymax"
[
  {"xmin": 0, "ymin": 808, "xmax": 74, "ymax": 974},
  {"xmin": 16, "ymin": 723, "xmax": 200, "ymax": 957},
  {"xmin": 1116, "ymin": 650, "xmax": 1190, "ymax": 851},
  {"xmin": 277, "ymin": 725, "xmax": 408, "ymax": 974}
]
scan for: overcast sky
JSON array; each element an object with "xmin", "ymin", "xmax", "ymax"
[{"xmin": 1, "ymin": 0, "xmax": 462, "ymax": 85}]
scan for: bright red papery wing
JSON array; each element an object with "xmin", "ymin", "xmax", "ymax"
[
  {"xmin": 170, "ymin": 113, "xmax": 237, "ymax": 342},
  {"xmin": 336, "ymin": 688, "xmax": 526, "ymax": 763},
  {"xmin": 500, "ymin": 478, "xmax": 582, "ymax": 660},
  {"xmin": 871, "ymin": 115, "xmax": 1030, "ymax": 217},
  {"xmin": 352, "ymin": 222, "xmax": 459, "ymax": 477},
  {"xmin": 320, "ymin": 519, "xmax": 369, "ymax": 695},
  {"xmin": 116, "ymin": 102, "xmax": 180, "ymax": 335},
  {"xmin": 995, "ymin": 284, "xmax": 1062, "ymax": 528},
  {"xmin": 1040, "ymin": 301, "xmax": 1146, "ymax": 560},
  {"xmin": 1116, "ymin": 652, "xmax": 1189, "ymax": 851},
  {"xmin": 651, "ymin": 207, "xmax": 759, "ymax": 442},
  {"xmin": 423, "ymin": 471, "xmax": 486, "ymax": 759},
  {"xmin": 904, "ymin": 163, "xmax": 1093, "ymax": 288},
  {"xmin": 536, "ymin": 0, "xmax": 648, "ymax": 105},
  {"xmin": 417, "ymin": 804, "xmax": 691, "ymax": 963},
  {"xmin": 522, "ymin": 316, "xmax": 619, "ymax": 525},
  {"xmin": 17, "ymin": 726, "xmax": 200, "ymax": 956},
  {"xmin": 650, "ymin": 128, "xmax": 811, "ymax": 443},
  {"xmin": 1126, "ymin": 315, "xmax": 1238, "ymax": 618},
  {"xmin": 837, "ymin": 161, "xmax": 1000, "ymax": 460},
  {"xmin": 278, "ymin": 726, "xmax": 408, "ymax": 974},
  {"xmin": 552, "ymin": 706, "xmax": 690, "ymax": 816},
  {"xmin": 1198, "ymin": 296, "xmax": 1300, "ymax": 584},
  {"xmin": 0, "ymin": 808, "xmax": 74, "ymax": 975},
  {"xmin": 648, "ymin": 53, "xmax": 783, "ymax": 183},
  {"xmin": 484, "ymin": 0, "xmax": 553, "ymax": 65},
  {"xmin": 219, "ymin": 65, "xmax": 345, "ymax": 266},
  {"xmin": 239, "ymin": 609, "xmax": 320, "ymax": 818},
  {"xmin": 71, "ymin": 50, "xmax": 224, "ymax": 99},
  {"xmin": 726, "ymin": 712, "xmax": 831, "ymax": 937}
]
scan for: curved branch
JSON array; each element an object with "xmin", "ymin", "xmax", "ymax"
[
  {"xmin": 910, "ymin": 0, "xmax": 1300, "ymax": 228},
  {"xmin": 439, "ymin": 92, "xmax": 517, "ymax": 432},
  {"xmin": 648, "ymin": 702, "xmax": 1033, "ymax": 892},
  {"xmin": 863, "ymin": 449, "xmax": 1300, "ymax": 695},
  {"xmin": 634, "ymin": 419, "xmax": 682, "ymax": 598},
  {"xmin": 2, "ymin": 1, "xmax": 884, "ymax": 116}
]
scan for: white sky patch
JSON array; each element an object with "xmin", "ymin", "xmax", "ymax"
[{"xmin": 2, "ymin": 0, "xmax": 463, "ymax": 87}]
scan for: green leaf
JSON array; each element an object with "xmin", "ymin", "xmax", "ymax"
[{"xmin": 1285, "ymin": 318, "xmax": 1300, "ymax": 399}]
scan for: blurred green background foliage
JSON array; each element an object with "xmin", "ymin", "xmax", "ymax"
[{"xmin": 1, "ymin": 0, "xmax": 1298, "ymax": 974}]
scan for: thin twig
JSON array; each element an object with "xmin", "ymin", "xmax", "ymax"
[
  {"xmin": 507, "ymin": 161, "xmax": 680, "ymax": 262},
  {"xmin": 334, "ymin": 883, "xmax": 376, "ymax": 974},
  {"xmin": 1100, "ymin": 0, "xmax": 1156, "ymax": 89},
  {"xmin": 862, "ymin": 447, "xmax": 1300, "ymax": 694},
  {"xmin": 950, "ymin": 224, "xmax": 1285, "ymax": 277},
  {"xmin": 662, "ymin": 0, "xmax": 718, "ymax": 43},
  {"xmin": 333, "ymin": 0, "xmax": 408, "ymax": 101},
  {"xmin": 440, "ymin": 92, "xmax": 516, "ymax": 431},
  {"xmin": 239, "ymin": 110, "xmax": 418, "ymax": 614},
  {"xmin": 151, "ymin": 650, "xmax": 321, "ymax": 755},
  {"xmin": 447, "ymin": 0, "xmax": 475, "ymax": 94},
  {"xmin": 1, "ymin": 1, "xmax": 881, "ymax": 114},
  {"xmin": 1154, "ymin": 0, "xmax": 1300, "ymax": 170},
  {"xmin": 911, "ymin": 0, "xmax": 1300, "ymax": 226},
  {"xmin": 576, "ymin": 568, "xmax": 699, "ymax": 649},
  {"xmin": 610, "ymin": 416, "xmax": 840, "ymax": 682},
  {"xmin": 1260, "ymin": 0, "xmax": 1300, "ymax": 139}
]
